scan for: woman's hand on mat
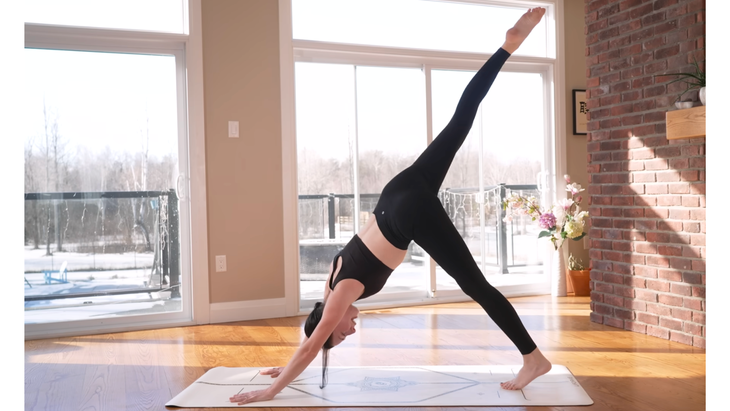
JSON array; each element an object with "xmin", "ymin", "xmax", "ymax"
[
  {"xmin": 229, "ymin": 388, "xmax": 275, "ymax": 405},
  {"xmin": 261, "ymin": 367, "xmax": 284, "ymax": 378}
]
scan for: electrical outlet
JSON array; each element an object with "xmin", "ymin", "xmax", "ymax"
[{"xmin": 215, "ymin": 255, "xmax": 227, "ymax": 272}]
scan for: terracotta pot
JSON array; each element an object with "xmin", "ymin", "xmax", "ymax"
[{"xmin": 567, "ymin": 269, "xmax": 591, "ymax": 296}]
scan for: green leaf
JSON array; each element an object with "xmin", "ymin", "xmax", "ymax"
[
  {"xmin": 538, "ymin": 231, "xmax": 552, "ymax": 238},
  {"xmin": 572, "ymin": 233, "xmax": 586, "ymax": 241}
]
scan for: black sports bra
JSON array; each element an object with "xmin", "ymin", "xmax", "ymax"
[{"xmin": 328, "ymin": 235, "xmax": 395, "ymax": 300}]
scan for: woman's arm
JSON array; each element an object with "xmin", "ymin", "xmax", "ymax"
[{"xmin": 229, "ymin": 282, "xmax": 360, "ymax": 405}]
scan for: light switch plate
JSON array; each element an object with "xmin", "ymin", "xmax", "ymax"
[{"xmin": 228, "ymin": 121, "xmax": 239, "ymax": 138}]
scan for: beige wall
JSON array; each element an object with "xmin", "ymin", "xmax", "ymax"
[
  {"xmin": 564, "ymin": 0, "xmax": 590, "ymax": 268},
  {"xmin": 202, "ymin": 0, "xmax": 285, "ymax": 303},
  {"xmin": 199, "ymin": 1, "xmax": 589, "ymax": 304}
]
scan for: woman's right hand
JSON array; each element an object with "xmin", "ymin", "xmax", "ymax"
[
  {"xmin": 261, "ymin": 367, "xmax": 284, "ymax": 378},
  {"xmin": 229, "ymin": 388, "xmax": 275, "ymax": 405}
]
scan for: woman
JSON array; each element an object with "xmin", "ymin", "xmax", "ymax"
[{"xmin": 231, "ymin": 7, "xmax": 550, "ymax": 405}]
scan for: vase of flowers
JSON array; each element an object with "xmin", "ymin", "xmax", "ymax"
[{"xmin": 502, "ymin": 174, "xmax": 589, "ymax": 296}]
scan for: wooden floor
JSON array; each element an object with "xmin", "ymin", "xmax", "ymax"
[{"xmin": 24, "ymin": 295, "xmax": 705, "ymax": 411}]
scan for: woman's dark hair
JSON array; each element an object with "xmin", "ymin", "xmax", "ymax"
[{"xmin": 304, "ymin": 301, "xmax": 334, "ymax": 388}]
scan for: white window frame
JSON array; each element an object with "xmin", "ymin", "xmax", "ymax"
[
  {"xmin": 280, "ymin": 0, "xmax": 567, "ymax": 315},
  {"xmin": 23, "ymin": 0, "xmax": 209, "ymax": 339}
]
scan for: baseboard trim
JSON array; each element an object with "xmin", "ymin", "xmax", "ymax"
[{"xmin": 209, "ymin": 298, "xmax": 289, "ymax": 324}]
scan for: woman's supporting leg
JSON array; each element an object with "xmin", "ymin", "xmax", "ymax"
[
  {"xmin": 412, "ymin": 198, "xmax": 536, "ymax": 353},
  {"xmin": 412, "ymin": 197, "xmax": 551, "ymax": 390}
]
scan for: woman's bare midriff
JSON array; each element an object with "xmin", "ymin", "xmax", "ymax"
[{"xmin": 356, "ymin": 214, "xmax": 408, "ymax": 270}]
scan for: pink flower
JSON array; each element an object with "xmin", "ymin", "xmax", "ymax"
[
  {"xmin": 539, "ymin": 212, "xmax": 556, "ymax": 230},
  {"xmin": 564, "ymin": 174, "xmax": 571, "ymax": 183}
]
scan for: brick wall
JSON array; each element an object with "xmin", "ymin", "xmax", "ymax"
[{"xmin": 584, "ymin": 0, "xmax": 706, "ymax": 348}]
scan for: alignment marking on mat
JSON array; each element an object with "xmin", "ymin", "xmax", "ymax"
[
  {"xmin": 284, "ymin": 382, "xmax": 483, "ymax": 405},
  {"xmin": 413, "ymin": 366, "xmax": 481, "ymax": 384},
  {"xmin": 250, "ymin": 370, "xmax": 260, "ymax": 382}
]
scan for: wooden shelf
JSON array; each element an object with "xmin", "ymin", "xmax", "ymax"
[{"xmin": 666, "ymin": 105, "xmax": 706, "ymax": 140}]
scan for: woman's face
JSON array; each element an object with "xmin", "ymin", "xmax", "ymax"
[{"xmin": 330, "ymin": 304, "xmax": 359, "ymax": 347}]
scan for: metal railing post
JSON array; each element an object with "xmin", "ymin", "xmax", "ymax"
[
  {"xmin": 497, "ymin": 183, "xmax": 509, "ymax": 274},
  {"xmin": 327, "ymin": 193, "xmax": 336, "ymax": 239},
  {"xmin": 168, "ymin": 189, "xmax": 181, "ymax": 298}
]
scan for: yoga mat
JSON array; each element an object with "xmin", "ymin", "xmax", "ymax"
[{"xmin": 167, "ymin": 365, "xmax": 593, "ymax": 407}]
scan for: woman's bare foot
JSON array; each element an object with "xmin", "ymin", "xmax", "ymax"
[
  {"xmin": 500, "ymin": 347, "xmax": 552, "ymax": 390},
  {"xmin": 502, "ymin": 7, "xmax": 546, "ymax": 54}
]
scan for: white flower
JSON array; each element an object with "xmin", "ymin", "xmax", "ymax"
[
  {"xmin": 566, "ymin": 183, "xmax": 585, "ymax": 195},
  {"xmin": 564, "ymin": 220, "xmax": 585, "ymax": 238},
  {"xmin": 574, "ymin": 210, "xmax": 589, "ymax": 224},
  {"xmin": 559, "ymin": 198, "xmax": 574, "ymax": 210}
]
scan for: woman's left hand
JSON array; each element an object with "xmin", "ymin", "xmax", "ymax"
[{"xmin": 229, "ymin": 388, "xmax": 275, "ymax": 405}]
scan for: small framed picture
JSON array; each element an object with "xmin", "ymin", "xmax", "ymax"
[{"xmin": 572, "ymin": 89, "xmax": 588, "ymax": 135}]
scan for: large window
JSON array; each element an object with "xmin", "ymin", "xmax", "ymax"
[
  {"xmin": 291, "ymin": 0, "xmax": 559, "ymax": 309},
  {"xmin": 23, "ymin": 2, "xmax": 200, "ymax": 337}
]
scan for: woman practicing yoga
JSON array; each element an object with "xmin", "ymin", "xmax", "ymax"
[{"xmin": 231, "ymin": 7, "xmax": 550, "ymax": 405}]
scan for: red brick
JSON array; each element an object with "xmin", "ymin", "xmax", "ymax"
[
  {"xmin": 670, "ymin": 283, "xmax": 692, "ymax": 296},
  {"xmin": 625, "ymin": 321, "xmax": 647, "ymax": 333},
  {"xmin": 657, "ymin": 245, "xmax": 683, "ymax": 256},
  {"xmin": 693, "ymin": 311, "xmax": 706, "ymax": 325},
  {"xmin": 669, "ymin": 331, "xmax": 693, "ymax": 345},
  {"xmin": 647, "ymin": 302, "xmax": 672, "ymax": 316},
  {"xmin": 660, "ymin": 317, "xmax": 683, "ymax": 331},
  {"xmin": 682, "ymin": 196, "xmax": 700, "ymax": 207},
  {"xmin": 595, "ymin": 303, "xmax": 614, "ymax": 316},
  {"xmin": 684, "ymin": 298, "xmax": 702, "ymax": 310},
  {"xmin": 656, "ymin": 195, "xmax": 682, "ymax": 206},
  {"xmin": 656, "ymin": 220, "xmax": 683, "ymax": 231},
  {"xmin": 636, "ymin": 289, "xmax": 658, "ymax": 302},
  {"xmin": 657, "ymin": 269, "xmax": 682, "ymax": 281},
  {"xmin": 668, "ymin": 183, "xmax": 690, "ymax": 194},
  {"xmin": 635, "ymin": 266, "xmax": 657, "ymax": 278},
  {"xmin": 647, "ymin": 325, "xmax": 669, "ymax": 339},
  {"xmin": 647, "ymin": 279, "xmax": 670, "ymax": 292},
  {"xmin": 605, "ymin": 317, "xmax": 624, "ymax": 329},
  {"xmin": 684, "ymin": 323, "xmax": 703, "ymax": 337},
  {"xmin": 655, "ymin": 170, "xmax": 680, "ymax": 182},
  {"xmin": 658, "ymin": 294, "xmax": 683, "ymax": 307},
  {"xmin": 645, "ymin": 184, "xmax": 668, "ymax": 194},
  {"xmin": 690, "ymin": 234, "xmax": 705, "ymax": 246}
]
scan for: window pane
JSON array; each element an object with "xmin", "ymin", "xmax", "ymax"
[
  {"xmin": 25, "ymin": 0, "xmax": 186, "ymax": 33},
  {"xmin": 295, "ymin": 63, "xmax": 357, "ymax": 301},
  {"xmin": 355, "ymin": 66, "xmax": 427, "ymax": 297},
  {"xmin": 432, "ymin": 69, "xmax": 546, "ymax": 291},
  {"xmin": 23, "ymin": 49, "xmax": 182, "ymax": 323},
  {"xmin": 293, "ymin": 0, "xmax": 549, "ymax": 57}
]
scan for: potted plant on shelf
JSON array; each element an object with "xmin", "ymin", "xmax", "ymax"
[
  {"xmin": 567, "ymin": 253, "xmax": 591, "ymax": 297},
  {"xmin": 657, "ymin": 53, "xmax": 706, "ymax": 107},
  {"xmin": 502, "ymin": 174, "xmax": 589, "ymax": 296}
]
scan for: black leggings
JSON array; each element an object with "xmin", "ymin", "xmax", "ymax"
[{"xmin": 373, "ymin": 48, "xmax": 537, "ymax": 355}]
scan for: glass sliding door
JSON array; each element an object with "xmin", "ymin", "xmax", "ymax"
[
  {"xmin": 295, "ymin": 62, "xmax": 357, "ymax": 305},
  {"xmin": 354, "ymin": 66, "xmax": 427, "ymax": 299},
  {"xmin": 431, "ymin": 68, "xmax": 549, "ymax": 293},
  {"xmin": 23, "ymin": 48, "xmax": 189, "ymax": 325},
  {"xmin": 296, "ymin": 63, "xmax": 429, "ymax": 307}
]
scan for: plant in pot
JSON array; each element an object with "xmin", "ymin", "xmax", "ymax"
[
  {"xmin": 567, "ymin": 254, "xmax": 591, "ymax": 297},
  {"xmin": 657, "ymin": 53, "xmax": 706, "ymax": 107}
]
